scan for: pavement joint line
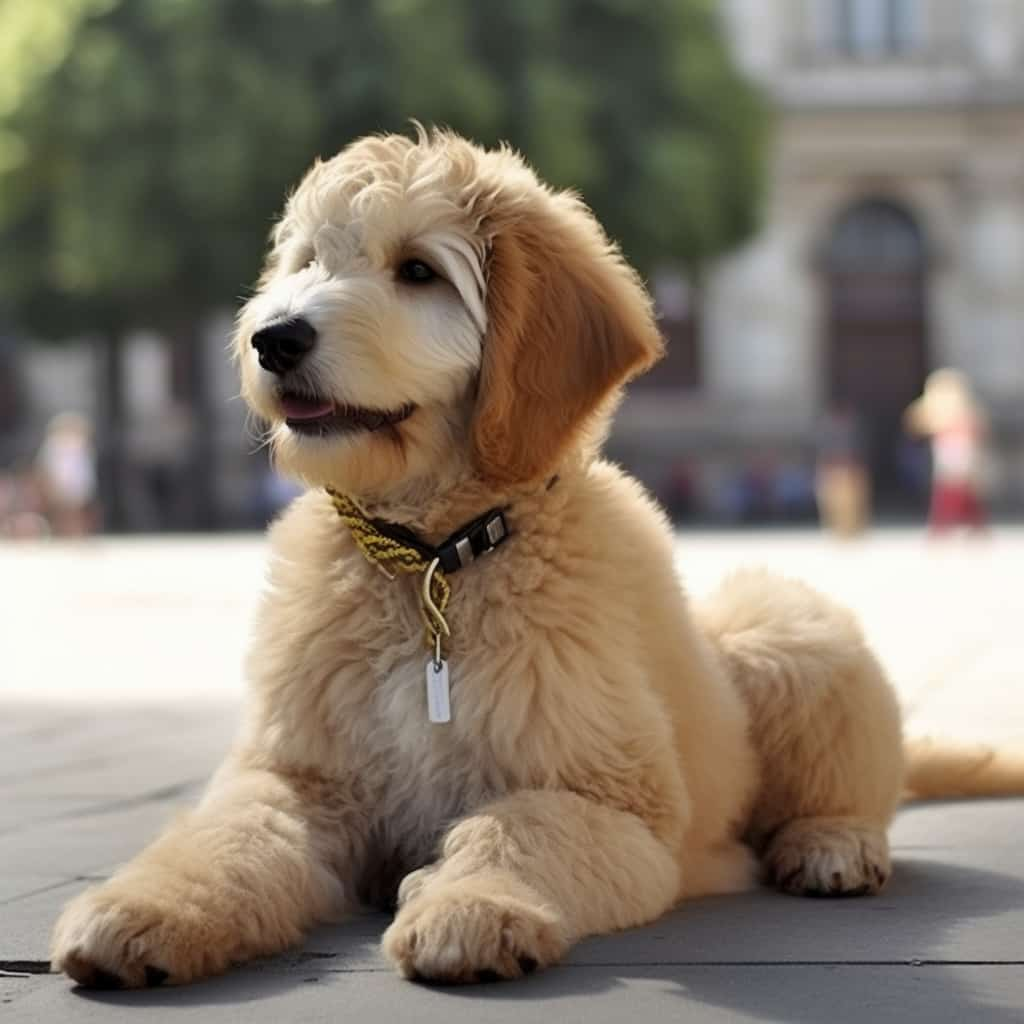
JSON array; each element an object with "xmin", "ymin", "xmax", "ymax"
[
  {"xmin": 551, "ymin": 960, "xmax": 1024, "ymax": 968},
  {"xmin": 242, "ymin": 959, "xmax": 1024, "ymax": 975},
  {"xmin": 0, "ymin": 779, "xmax": 207, "ymax": 839},
  {"xmin": 5, "ymin": 960, "xmax": 1024, "ymax": 983},
  {"xmin": 0, "ymin": 963, "xmax": 50, "ymax": 976},
  {"xmin": 0, "ymin": 878, "xmax": 85, "ymax": 907}
]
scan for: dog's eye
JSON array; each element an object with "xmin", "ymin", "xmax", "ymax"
[{"xmin": 397, "ymin": 259, "xmax": 437, "ymax": 284}]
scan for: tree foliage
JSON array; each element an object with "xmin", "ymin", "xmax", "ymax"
[{"xmin": 0, "ymin": 0, "xmax": 766, "ymax": 340}]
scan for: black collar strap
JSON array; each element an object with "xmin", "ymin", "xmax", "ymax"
[{"xmin": 368, "ymin": 506, "xmax": 510, "ymax": 575}]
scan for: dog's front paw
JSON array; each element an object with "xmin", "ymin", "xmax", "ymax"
[
  {"xmin": 382, "ymin": 875, "xmax": 569, "ymax": 984},
  {"xmin": 52, "ymin": 879, "xmax": 228, "ymax": 988}
]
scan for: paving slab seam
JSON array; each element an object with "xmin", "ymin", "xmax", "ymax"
[
  {"xmin": 550, "ymin": 960, "xmax": 1024, "ymax": 968},
  {"xmin": 106, "ymin": 959, "xmax": 1021, "ymax": 976},
  {"xmin": 0, "ymin": 876, "xmax": 106, "ymax": 907},
  {"xmin": 7, "ymin": 959, "xmax": 1021, "ymax": 982},
  {"xmin": 0, "ymin": 962, "xmax": 51, "ymax": 975},
  {"xmin": 0, "ymin": 780, "xmax": 206, "ymax": 839}
]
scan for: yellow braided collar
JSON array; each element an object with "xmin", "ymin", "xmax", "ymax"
[{"xmin": 326, "ymin": 488, "xmax": 451, "ymax": 651}]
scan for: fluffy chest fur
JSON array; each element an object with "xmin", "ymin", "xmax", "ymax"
[
  {"xmin": 239, "ymin": 492, "xmax": 553, "ymax": 862},
  {"xmin": 237, "ymin": 474, "xmax": 692, "ymax": 896}
]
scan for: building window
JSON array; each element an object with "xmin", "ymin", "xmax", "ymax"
[{"xmin": 821, "ymin": 0, "xmax": 923, "ymax": 57}]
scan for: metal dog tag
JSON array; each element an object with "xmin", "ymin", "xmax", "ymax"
[{"xmin": 425, "ymin": 658, "xmax": 451, "ymax": 724}]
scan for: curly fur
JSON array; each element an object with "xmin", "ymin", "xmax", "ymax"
[{"xmin": 52, "ymin": 128, "xmax": 1017, "ymax": 991}]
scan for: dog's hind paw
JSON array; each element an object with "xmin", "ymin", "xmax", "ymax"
[{"xmin": 763, "ymin": 816, "xmax": 891, "ymax": 897}]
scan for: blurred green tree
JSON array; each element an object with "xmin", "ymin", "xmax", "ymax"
[{"xmin": 0, "ymin": 0, "xmax": 765, "ymax": 525}]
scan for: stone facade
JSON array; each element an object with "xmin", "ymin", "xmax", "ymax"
[{"xmin": 616, "ymin": 0, "xmax": 1024, "ymax": 516}]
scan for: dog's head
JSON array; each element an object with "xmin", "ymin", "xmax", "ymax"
[{"xmin": 237, "ymin": 128, "xmax": 662, "ymax": 498}]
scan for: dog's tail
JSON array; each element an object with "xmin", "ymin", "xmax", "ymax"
[{"xmin": 903, "ymin": 736, "xmax": 1024, "ymax": 800}]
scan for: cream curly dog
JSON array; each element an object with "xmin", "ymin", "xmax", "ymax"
[{"xmin": 52, "ymin": 128, "xmax": 1019, "ymax": 989}]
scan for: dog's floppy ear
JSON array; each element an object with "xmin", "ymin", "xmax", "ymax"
[{"xmin": 471, "ymin": 190, "xmax": 663, "ymax": 485}]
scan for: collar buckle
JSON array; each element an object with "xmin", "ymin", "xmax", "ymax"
[{"xmin": 437, "ymin": 508, "xmax": 509, "ymax": 574}]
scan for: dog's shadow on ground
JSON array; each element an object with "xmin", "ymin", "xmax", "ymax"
[
  {"xmin": 70, "ymin": 857, "xmax": 1023, "ymax": 1022},
  {"xmin": 494, "ymin": 858, "xmax": 1024, "ymax": 1024}
]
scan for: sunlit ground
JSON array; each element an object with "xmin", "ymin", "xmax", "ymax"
[{"xmin": 1, "ymin": 527, "xmax": 1021, "ymax": 747}]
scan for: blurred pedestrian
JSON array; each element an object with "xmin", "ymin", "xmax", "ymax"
[
  {"xmin": 36, "ymin": 413, "xmax": 99, "ymax": 537},
  {"xmin": 0, "ymin": 468, "xmax": 49, "ymax": 538},
  {"xmin": 773, "ymin": 461, "xmax": 817, "ymax": 522},
  {"xmin": 904, "ymin": 369, "xmax": 988, "ymax": 535},
  {"xmin": 661, "ymin": 459, "xmax": 696, "ymax": 522},
  {"xmin": 815, "ymin": 403, "xmax": 870, "ymax": 538}
]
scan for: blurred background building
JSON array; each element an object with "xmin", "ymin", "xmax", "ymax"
[
  {"xmin": 616, "ymin": 0, "xmax": 1024, "ymax": 522},
  {"xmin": 1, "ymin": 0, "xmax": 1022, "ymax": 532}
]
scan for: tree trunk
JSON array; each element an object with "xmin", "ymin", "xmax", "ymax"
[
  {"xmin": 97, "ymin": 332, "xmax": 126, "ymax": 531},
  {"xmin": 177, "ymin": 323, "xmax": 217, "ymax": 531}
]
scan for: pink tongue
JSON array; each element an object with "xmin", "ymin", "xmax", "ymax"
[{"xmin": 281, "ymin": 396, "xmax": 335, "ymax": 421}]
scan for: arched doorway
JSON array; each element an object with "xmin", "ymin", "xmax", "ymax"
[{"xmin": 825, "ymin": 199, "xmax": 927, "ymax": 504}]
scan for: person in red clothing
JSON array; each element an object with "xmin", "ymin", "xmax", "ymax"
[{"xmin": 904, "ymin": 369, "xmax": 989, "ymax": 534}]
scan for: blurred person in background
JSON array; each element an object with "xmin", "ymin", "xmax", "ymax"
[
  {"xmin": 772, "ymin": 460, "xmax": 817, "ymax": 523},
  {"xmin": 661, "ymin": 459, "xmax": 697, "ymax": 523},
  {"xmin": 904, "ymin": 369, "xmax": 989, "ymax": 535},
  {"xmin": 35, "ymin": 413, "xmax": 99, "ymax": 537},
  {"xmin": 815, "ymin": 402, "xmax": 870, "ymax": 538},
  {"xmin": 0, "ymin": 465, "xmax": 48, "ymax": 538},
  {"xmin": 130, "ymin": 399, "xmax": 193, "ymax": 532}
]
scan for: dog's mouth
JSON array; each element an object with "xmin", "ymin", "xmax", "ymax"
[{"xmin": 279, "ymin": 391, "xmax": 416, "ymax": 436}]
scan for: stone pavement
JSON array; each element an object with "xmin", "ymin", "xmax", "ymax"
[{"xmin": 1, "ymin": 528, "xmax": 1023, "ymax": 1022}]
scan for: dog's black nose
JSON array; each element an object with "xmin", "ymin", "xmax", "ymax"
[{"xmin": 251, "ymin": 318, "xmax": 317, "ymax": 375}]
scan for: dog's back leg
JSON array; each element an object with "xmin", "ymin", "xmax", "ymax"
[{"xmin": 696, "ymin": 569, "xmax": 904, "ymax": 896}]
